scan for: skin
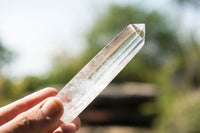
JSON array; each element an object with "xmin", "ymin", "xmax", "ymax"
[{"xmin": 0, "ymin": 88, "xmax": 81, "ymax": 133}]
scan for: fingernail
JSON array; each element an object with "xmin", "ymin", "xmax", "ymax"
[{"xmin": 41, "ymin": 98, "xmax": 63, "ymax": 118}]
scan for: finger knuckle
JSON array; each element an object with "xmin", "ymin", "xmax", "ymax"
[{"xmin": 16, "ymin": 112, "xmax": 46, "ymax": 132}]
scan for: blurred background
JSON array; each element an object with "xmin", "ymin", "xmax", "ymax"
[{"xmin": 0, "ymin": 0, "xmax": 200, "ymax": 132}]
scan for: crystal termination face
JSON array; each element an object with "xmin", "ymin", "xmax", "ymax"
[{"xmin": 56, "ymin": 24, "xmax": 145, "ymax": 123}]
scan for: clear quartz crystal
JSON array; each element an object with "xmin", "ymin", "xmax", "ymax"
[{"xmin": 56, "ymin": 24, "xmax": 145, "ymax": 123}]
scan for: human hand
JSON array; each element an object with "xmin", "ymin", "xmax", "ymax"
[{"xmin": 0, "ymin": 88, "xmax": 80, "ymax": 133}]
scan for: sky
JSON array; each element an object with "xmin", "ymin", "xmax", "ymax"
[{"xmin": 0, "ymin": 0, "xmax": 199, "ymax": 78}]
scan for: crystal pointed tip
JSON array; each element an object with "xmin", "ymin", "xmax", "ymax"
[
  {"xmin": 129, "ymin": 23, "xmax": 145, "ymax": 39},
  {"xmin": 132, "ymin": 24, "xmax": 145, "ymax": 30}
]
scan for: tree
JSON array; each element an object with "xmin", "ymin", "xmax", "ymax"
[
  {"xmin": 175, "ymin": 0, "xmax": 200, "ymax": 8},
  {"xmin": 85, "ymin": 5, "xmax": 183, "ymax": 83},
  {"xmin": 0, "ymin": 42, "xmax": 13, "ymax": 105},
  {"xmin": 0, "ymin": 42, "xmax": 13, "ymax": 69}
]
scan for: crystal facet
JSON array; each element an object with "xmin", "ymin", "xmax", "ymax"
[{"xmin": 56, "ymin": 24, "xmax": 145, "ymax": 123}]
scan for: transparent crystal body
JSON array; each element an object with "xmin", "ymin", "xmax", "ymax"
[{"xmin": 56, "ymin": 24, "xmax": 145, "ymax": 123}]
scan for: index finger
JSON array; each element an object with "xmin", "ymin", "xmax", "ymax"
[{"xmin": 0, "ymin": 87, "xmax": 58, "ymax": 125}]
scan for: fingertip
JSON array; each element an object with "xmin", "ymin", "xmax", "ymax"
[
  {"xmin": 43, "ymin": 87, "xmax": 58, "ymax": 96},
  {"xmin": 41, "ymin": 97, "xmax": 64, "ymax": 119},
  {"xmin": 60, "ymin": 123, "xmax": 77, "ymax": 133}
]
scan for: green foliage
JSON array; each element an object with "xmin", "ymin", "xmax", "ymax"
[
  {"xmin": 155, "ymin": 90, "xmax": 200, "ymax": 133},
  {"xmin": 45, "ymin": 51, "xmax": 92, "ymax": 88},
  {"xmin": 0, "ymin": 42, "xmax": 14, "ymax": 105}
]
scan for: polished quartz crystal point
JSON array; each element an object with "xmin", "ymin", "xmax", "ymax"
[{"xmin": 56, "ymin": 24, "xmax": 145, "ymax": 123}]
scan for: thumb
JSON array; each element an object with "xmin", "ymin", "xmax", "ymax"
[{"xmin": 0, "ymin": 97, "xmax": 64, "ymax": 133}]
